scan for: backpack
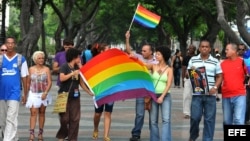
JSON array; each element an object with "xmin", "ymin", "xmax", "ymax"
[{"xmin": 0, "ymin": 53, "xmax": 22, "ymax": 70}]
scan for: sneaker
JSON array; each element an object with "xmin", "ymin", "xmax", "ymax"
[{"xmin": 130, "ymin": 135, "xmax": 140, "ymax": 141}]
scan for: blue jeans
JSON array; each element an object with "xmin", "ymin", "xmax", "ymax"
[
  {"xmin": 245, "ymin": 86, "xmax": 250, "ymax": 122},
  {"xmin": 174, "ymin": 68, "xmax": 181, "ymax": 86},
  {"xmin": 222, "ymin": 95, "xmax": 246, "ymax": 125},
  {"xmin": 150, "ymin": 94, "xmax": 172, "ymax": 141},
  {"xmin": 189, "ymin": 95, "xmax": 216, "ymax": 141},
  {"xmin": 131, "ymin": 97, "xmax": 149, "ymax": 136}
]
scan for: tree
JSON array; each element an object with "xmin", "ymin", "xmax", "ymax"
[
  {"xmin": 49, "ymin": 0, "xmax": 101, "ymax": 52},
  {"xmin": 236, "ymin": 0, "xmax": 250, "ymax": 45},
  {"xmin": 0, "ymin": 0, "xmax": 8, "ymax": 44},
  {"xmin": 19, "ymin": 0, "xmax": 43, "ymax": 66},
  {"xmin": 216, "ymin": 0, "xmax": 241, "ymax": 44},
  {"xmin": 157, "ymin": 0, "xmax": 203, "ymax": 56}
]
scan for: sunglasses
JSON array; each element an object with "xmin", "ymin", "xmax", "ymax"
[
  {"xmin": 238, "ymin": 49, "xmax": 245, "ymax": 51},
  {"xmin": 1, "ymin": 49, "xmax": 7, "ymax": 52}
]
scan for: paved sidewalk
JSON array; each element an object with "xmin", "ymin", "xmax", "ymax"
[{"xmin": 0, "ymin": 75, "xmax": 224, "ymax": 141}]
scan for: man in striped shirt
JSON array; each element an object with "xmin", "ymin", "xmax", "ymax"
[{"xmin": 188, "ymin": 40, "xmax": 222, "ymax": 141}]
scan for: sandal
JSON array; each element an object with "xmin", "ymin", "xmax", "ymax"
[
  {"xmin": 103, "ymin": 136, "xmax": 111, "ymax": 141},
  {"xmin": 38, "ymin": 128, "xmax": 43, "ymax": 141},
  {"xmin": 92, "ymin": 130, "xmax": 98, "ymax": 139},
  {"xmin": 29, "ymin": 129, "xmax": 35, "ymax": 141}
]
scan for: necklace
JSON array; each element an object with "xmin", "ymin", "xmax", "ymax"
[
  {"xmin": 35, "ymin": 66, "xmax": 44, "ymax": 74},
  {"xmin": 157, "ymin": 65, "xmax": 167, "ymax": 75}
]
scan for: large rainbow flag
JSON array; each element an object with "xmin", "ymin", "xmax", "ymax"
[
  {"xmin": 133, "ymin": 4, "xmax": 161, "ymax": 28},
  {"xmin": 80, "ymin": 48, "xmax": 157, "ymax": 108}
]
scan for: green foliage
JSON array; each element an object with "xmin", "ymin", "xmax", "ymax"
[
  {"xmin": 44, "ymin": 6, "xmax": 59, "ymax": 37},
  {"xmin": 4, "ymin": 0, "xmax": 245, "ymax": 55},
  {"xmin": 6, "ymin": 6, "xmax": 20, "ymax": 40}
]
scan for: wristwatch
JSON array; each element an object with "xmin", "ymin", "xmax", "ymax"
[{"xmin": 213, "ymin": 86, "xmax": 218, "ymax": 90}]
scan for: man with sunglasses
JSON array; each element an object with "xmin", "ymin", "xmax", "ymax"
[
  {"xmin": 0, "ymin": 44, "xmax": 7, "ymax": 138},
  {"xmin": 238, "ymin": 43, "xmax": 250, "ymax": 125},
  {"xmin": 238, "ymin": 43, "xmax": 246, "ymax": 57},
  {"xmin": 0, "ymin": 44, "xmax": 7, "ymax": 55},
  {"xmin": 0, "ymin": 37, "xmax": 29, "ymax": 141}
]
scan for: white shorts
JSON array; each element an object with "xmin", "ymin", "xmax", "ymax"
[{"xmin": 25, "ymin": 91, "xmax": 52, "ymax": 108}]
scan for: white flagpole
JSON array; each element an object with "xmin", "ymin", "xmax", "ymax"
[
  {"xmin": 79, "ymin": 72, "xmax": 98, "ymax": 108},
  {"xmin": 128, "ymin": 3, "xmax": 140, "ymax": 31}
]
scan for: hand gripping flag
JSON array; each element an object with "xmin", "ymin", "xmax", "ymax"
[{"xmin": 80, "ymin": 48, "xmax": 157, "ymax": 108}]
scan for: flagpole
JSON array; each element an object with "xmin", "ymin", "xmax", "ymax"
[
  {"xmin": 79, "ymin": 72, "xmax": 98, "ymax": 108},
  {"xmin": 128, "ymin": 3, "xmax": 140, "ymax": 31}
]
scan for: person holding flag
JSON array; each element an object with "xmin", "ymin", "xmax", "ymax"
[
  {"xmin": 126, "ymin": 3, "xmax": 161, "ymax": 141},
  {"xmin": 89, "ymin": 43, "xmax": 114, "ymax": 141},
  {"xmin": 125, "ymin": 30, "xmax": 158, "ymax": 141}
]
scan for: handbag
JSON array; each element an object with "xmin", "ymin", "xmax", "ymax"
[
  {"xmin": 53, "ymin": 80, "xmax": 73, "ymax": 113},
  {"xmin": 144, "ymin": 66, "xmax": 168, "ymax": 111}
]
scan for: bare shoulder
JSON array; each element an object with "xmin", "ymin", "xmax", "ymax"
[
  {"xmin": 44, "ymin": 66, "xmax": 51, "ymax": 72},
  {"xmin": 29, "ymin": 66, "xmax": 35, "ymax": 71},
  {"xmin": 167, "ymin": 66, "xmax": 173, "ymax": 72}
]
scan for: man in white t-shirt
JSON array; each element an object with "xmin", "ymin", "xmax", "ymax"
[{"xmin": 0, "ymin": 37, "xmax": 29, "ymax": 141}]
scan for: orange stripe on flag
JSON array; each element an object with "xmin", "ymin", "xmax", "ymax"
[
  {"xmin": 137, "ymin": 5, "xmax": 161, "ymax": 22},
  {"xmin": 83, "ymin": 55, "xmax": 132, "ymax": 79}
]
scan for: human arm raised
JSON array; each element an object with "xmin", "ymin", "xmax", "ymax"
[{"xmin": 125, "ymin": 30, "xmax": 132, "ymax": 54}]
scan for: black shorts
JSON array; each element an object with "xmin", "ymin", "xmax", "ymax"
[{"xmin": 95, "ymin": 102, "xmax": 114, "ymax": 113}]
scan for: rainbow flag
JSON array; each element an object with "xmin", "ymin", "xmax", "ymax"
[
  {"xmin": 134, "ymin": 4, "xmax": 161, "ymax": 28},
  {"xmin": 80, "ymin": 48, "xmax": 157, "ymax": 108}
]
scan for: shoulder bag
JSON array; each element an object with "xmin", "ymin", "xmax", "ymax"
[
  {"xmin": 144, "ymin": 66, "xmax": 168, "ymax": 111},
  {"xmin": 53, "ymin": 80, "xmax": 73, "ymax": 113}
]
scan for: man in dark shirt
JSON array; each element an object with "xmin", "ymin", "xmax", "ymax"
[
  {"xmin": 238, "ymin": 43, "xmax": 250, "ymax": 125},
  {"xmin": 182, "ymin": 45, "xmax": 196, "ymax": 119}
]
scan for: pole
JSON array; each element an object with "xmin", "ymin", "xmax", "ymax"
[{"xmin": 128, "ymin": 3, "xmax": 140, "ymax": 31}]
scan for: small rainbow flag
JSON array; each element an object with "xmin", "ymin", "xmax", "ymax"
[
  {"xmin": 134, "ymin": 4, "xmax": 161, "ymax": 28},
  {"xmin": 80, "ymin": 48, "xmax": 157, "ymax": 108}
]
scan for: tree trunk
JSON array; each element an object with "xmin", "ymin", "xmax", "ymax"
[
  {"xmin": 49, "ymin": 0, "xmax": 76, "ymax": 52},
  {"xmin": 0, "ymin": 0, "xmax": 7, "ymax": 44},
  {"xmin": 215, "ymin": 0, "xmax": 241, "ymax": 44},
  {"xmin": 201, "ymin": 18, "xmax": 221, "ymax": 49},
  {"xmin": 20, "ymin": 0, "xmax": 42, "ymax": 66},
  {"xmin": 236, "ymin": 0, "xmax": 250, "ymax": 46}
]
